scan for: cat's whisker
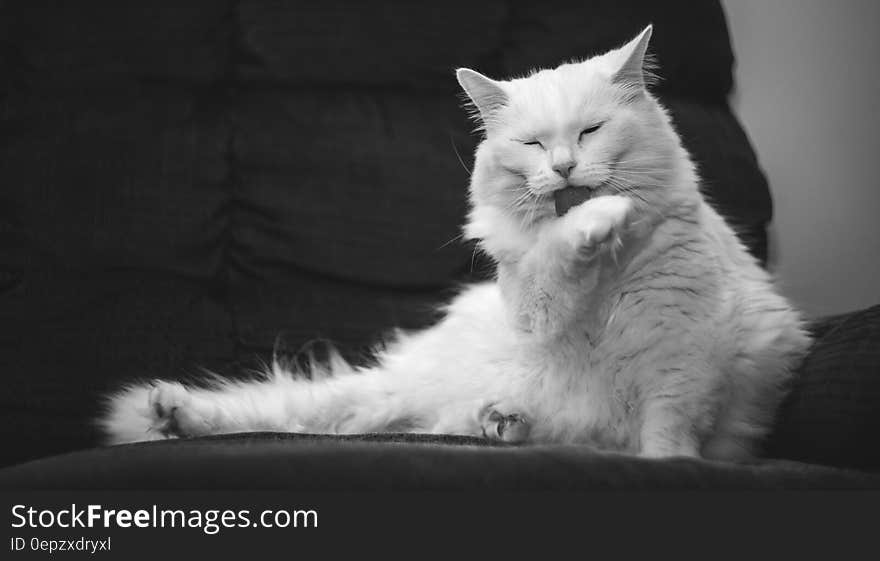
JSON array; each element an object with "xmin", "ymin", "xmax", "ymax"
[
  {"xmin": 504, "ymin": 186, "xmax": 531, "ymax": 207},
  {"xmin": 510, "ymin": 191, "xmax": 529, "ymax": 205},
  {"xmin": 515, "ymin": 189, "xmax": 547, "ymax": 228},
  {"xmin": 613, "ymin": 165, "xmax": 669, "ymax": 171},
  {"xmin": 614, "ymin": 169, "xmax": 669, "ymax": 176},
  {"xmin": 448, "ymin": 134, "xmax": 472, "ymax": 176},
  {"xmin": 605, "ymin": 182, "xmax": 668, "ymax": 224},
  {"xmin": 605, "ymin": 156, "xmax": 670, "ymax": 165},
  {"xmin": 611, "ymin": 159, "xmax": 668, "ymax": 166},
  {"xmin": 522, "ymin": 195, "xmax": 537, "ymax": 228},
  {"xmin": 603, "ymin": 178, "xmax": 653, "ymax": 209},
  {"xmin": 469, "ymin": 244, "xmax": 477, "ymax": 273},
  {"xmin": 436, "ymin": 232, "xmax": 465, "ymax": 250},
  {"xmin": 609, "ymin": 189, "xmax": 650, "ymax": 209},
  {"xmin": 607, "ymin": 174, "xmax": 663, "ymax": 190},
  {"xmin": 508, "ymin": 189, "xmax": 534, "ymax": 212}
]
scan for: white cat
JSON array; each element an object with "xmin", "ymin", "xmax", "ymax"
[{"xmin": 100, "ymin": 26, "xmax": 811, "ymax": 460}]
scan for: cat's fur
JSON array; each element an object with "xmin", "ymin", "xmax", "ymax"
[{"xmin": 100, "ymin": 26, "xmax": 811, "ymax": 460}]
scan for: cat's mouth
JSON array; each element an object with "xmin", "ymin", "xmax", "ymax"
[{"xmin": 553, "ymin": 184, "xmax": 596, "ymax": 216}]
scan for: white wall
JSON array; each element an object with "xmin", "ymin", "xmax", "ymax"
[{"xmin": 722, "ymin": 0, "xmax": 880, "ymax": 317}]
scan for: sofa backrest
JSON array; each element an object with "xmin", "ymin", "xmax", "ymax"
[{"xmin": 0, "ymin": 0, "xmax": 772, "ymax": 464}]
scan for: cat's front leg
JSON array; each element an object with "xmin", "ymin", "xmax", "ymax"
[
  {"xmin": 638, "ymin": 396, "xmax": 708, "ymax": 459},
  {"xmin": 637, "ymin": 363, "xmax": 725, "ymax": 459},
  {"xmin": 505, "ymin": 268, "xmax": 582, "ymax": 338},
  {"xmin": 505, "ymin": 195, "xmax": 634, "ymax": 338}
]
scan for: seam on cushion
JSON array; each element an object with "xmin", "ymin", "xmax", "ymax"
[{"xmin": 814, "ymin": 306, "xmax": 880, "ymax": 346}]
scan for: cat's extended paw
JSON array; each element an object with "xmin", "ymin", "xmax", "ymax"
[
  {"xmin": 148, "ymin": 381, "xmax": 213, "ymax": 439},
  {"xmin": 479, "ymin": 404, "xmax": 531, "ymax": 443},
  {"xmin": 562, "ymin": 194, "xmax": 633, "ymax": 255}
]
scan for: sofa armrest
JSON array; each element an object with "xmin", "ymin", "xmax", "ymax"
[{"xmin": 767, "ymin": 304, "xmax": 880, "ymax": 470}]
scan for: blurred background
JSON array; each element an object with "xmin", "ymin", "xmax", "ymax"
[{"xmin": 723, "ymin": 0, "xmax": 880, "ymax": 317}]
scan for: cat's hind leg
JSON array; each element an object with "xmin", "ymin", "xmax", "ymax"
[
  {"xmin": 101, "ymin": 377, "xmax": 305, "ymax": 444},
  {"xmin": 147, "ymin": 381, "xmax": 228, "ymax": 439},
  {"xmin": 100, "ymin": 368, "xmax": 415, "ymax": 444}
]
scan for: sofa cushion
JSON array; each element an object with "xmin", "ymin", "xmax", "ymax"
[{"xmin": 1, "ymin": 433, "xmax": 876, "ymax": 490}]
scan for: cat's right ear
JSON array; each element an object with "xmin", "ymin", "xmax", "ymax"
[
  {"xmin": 456, "ymin": 68, "xmax": 508, "ymax": 126},
  {"xmin": 611, "ymin": 25, "xmax": 654, "ymax": 90}
]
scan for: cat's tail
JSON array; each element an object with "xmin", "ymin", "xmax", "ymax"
[{"xmin": 97, "ymin": 346, "xmax": 409, "ymax": 445}]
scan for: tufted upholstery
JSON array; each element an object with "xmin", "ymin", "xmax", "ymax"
[{"xmin": 0, "ymin": 1, "xmax": 775, "ymax": 467}]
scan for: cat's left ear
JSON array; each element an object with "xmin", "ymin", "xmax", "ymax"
[{"xmin": 611, "ymin": 24, "xmax": 653, "ymax": 89}]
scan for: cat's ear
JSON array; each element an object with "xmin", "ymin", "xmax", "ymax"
[
  {"xmin": 611, "ymin": 24, "xmax": 654, "ymax": 90},
  {"xmin": 456, "ymin": 68, "xmax": 509, "ymax": 125}
]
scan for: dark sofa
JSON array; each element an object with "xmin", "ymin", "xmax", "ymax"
[{"xmin": 1, "ymin": 1, "xmax": 878, "ymax": 488}]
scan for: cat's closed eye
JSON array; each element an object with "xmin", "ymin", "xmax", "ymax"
[
  {"xmin": 579, "ymin": 123, "xmax": 603, "ymax": 140},
  {"xmin": 522, "ymin": 140, "xmax": 544, "ymax": 149}
]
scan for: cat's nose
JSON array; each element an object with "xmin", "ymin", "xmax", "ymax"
[
  {"xmin": 552, "ymin": 161, "xmax": 575, "ymax": 179},
  {"xmin": 551, "ymin": 147, "xmax": 575, "ymax": 178}
]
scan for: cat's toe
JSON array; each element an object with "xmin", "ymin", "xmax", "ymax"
[
  {"xmin": 569, "ymin": 195, "xmax": 633, "ymax": 250},
  {"xmin": 480, "ymin": 406, "xmax": 530, "ymax": 443},
  {"xmin": 148, "ymin": 381, "xmax": 203, "ymax": 438}
]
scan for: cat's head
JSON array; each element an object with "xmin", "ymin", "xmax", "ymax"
[{"xmin": 457, "ymin": 25, "xmax": 696, "ymax": 230}]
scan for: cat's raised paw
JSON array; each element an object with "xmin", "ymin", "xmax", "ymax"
[
  {"xmin": 480, "ymin": 405, "xmax": 531, "ymax": 443},
  {"xmin": 148, "ymin": 381, "xmax": 213, "ymax": 439},
  {"xmin": 565, "ymin": 194, "xmax": 633, "ymax": 253}
]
